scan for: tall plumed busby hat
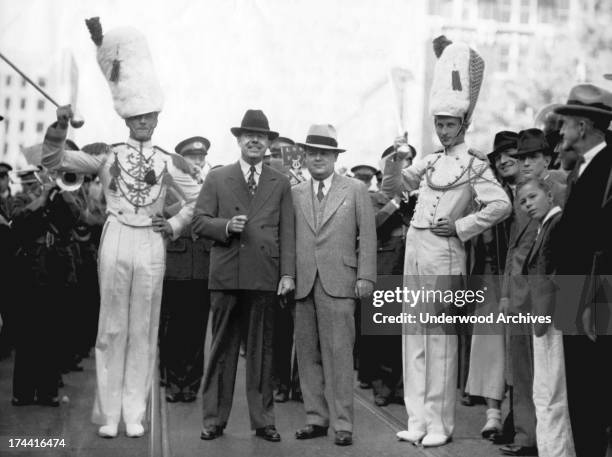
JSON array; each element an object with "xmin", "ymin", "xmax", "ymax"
[
  {"xmin": 85, "ymin": 17, "xmax": 164, "ymax": 119},
  {"xmin": 429, "ymin": 35, "xmax": 485, "ymax": 126}
]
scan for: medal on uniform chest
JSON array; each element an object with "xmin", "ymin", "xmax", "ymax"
[{"xmin": 108, "ymin": 144, "xmax": 167, "ymax": 212}]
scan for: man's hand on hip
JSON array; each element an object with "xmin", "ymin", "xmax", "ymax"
[{"xmin": 430, "ymin": 217, "xmax": 457, "ymax": 237}]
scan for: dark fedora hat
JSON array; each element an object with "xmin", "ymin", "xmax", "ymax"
[
  {"xmin": 175, "ymin": 136, "xmax": 210, "ymax": 155},
  {"xmin": 231, "ymin": 109, "xmax": 278, "ymax": 140},
  {"xmin": 511, "ymin": 128, "xmax": 550, "ymax": 157},
  {"xmin": 554, "ymin": 84, "xmax": 612, "ymax": 119},
  {"xmin": 488, "ymin": 131, "xmax": 518, "ymax": 158}
]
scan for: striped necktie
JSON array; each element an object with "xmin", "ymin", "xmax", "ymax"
[
  {"xmin": 247, "ymin": 165, "xmax": 257, "ymax": 196},
  {"xmin": 317, "ymin": 180, "xmax": 325, "ymax": 202}
]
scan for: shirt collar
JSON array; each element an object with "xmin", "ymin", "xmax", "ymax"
[
  {"xmin": 312, "ymin": 173, "xmax": 334, "ymax": 192},
  {"xmin": 541, "ymin": 205, "xmax": 562, "ymax": 229},
  {"xmin": 579, "ymin": 141, "xmax": 606, "ymax": 175},
  {"xmin": 239, "ymin": 158, "xmax": 262, "ymax": 176},
  {"xmin": 127, "ymin": 138, "xmax": 153, "ymax": 149}
]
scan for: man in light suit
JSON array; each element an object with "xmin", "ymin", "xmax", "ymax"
[
  {"xmin": 292, "ymin": 124, "xmax": 376, "ymax": 446},
  {"xmin": 193, "ymin": 110, "xmax": 295, "ymax": 442}
]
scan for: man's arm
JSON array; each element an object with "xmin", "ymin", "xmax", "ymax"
[
  {"xmin": 380, "ymin": 157, "xmax": 425, "ymax": 200},
  {"xmin": 192, "ymin": 171, "xmax": 232, "ymax": 243},
  {"xmin": 356, "ymin": 182, "xmax": 377, "ymax": 284},
  {"xmin": 164, "ymin": 156, "xmax": 201, "ymax": 240},
  {"xmin": 42, "ymin": 106, "xmax": 105, "ymax": 174},
  {"xmin": 455, "ymin": 160, "xmax": 512, "ymax": 242},
  {"xmin": 279, "ymin": 178, "xmax": 296, "ymax": 279}
]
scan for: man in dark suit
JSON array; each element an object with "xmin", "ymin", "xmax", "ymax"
[
  {"xmin": 193, "ymin": 110, "xmax": 295, "ymax": 442},
  {"xmin": 292, "ymin": 124, "xmax": 376, "ymax": 446},
  {"xmin": 553, "ymin": 84, "xmax": 612, "ymax": 457},
  {"xmin": 159, "ymin": 136, "xmax": 212, "ymax": 403}
]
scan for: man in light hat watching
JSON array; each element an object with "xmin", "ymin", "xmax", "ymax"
[
  {"xmin": 159, "ymin": 136, "xmax": 212, "ymax": 404},
  {"xmin": 383, "ymin": 36, "xmax": 511, "ymax": 447},
  {"xmin": 193, "ymin": 109, "xmax": 295, "ymax": 442},
  {"xmin": 42, "ymin": 19, "xmax": 201, "ymax": 438},
  {"xmin": 292, "ymin": 124, "xmax": 376, "ymax": 446},
  {"xmin": 552, "ymin": 83, "xmax": 612, "ymax": 457}
]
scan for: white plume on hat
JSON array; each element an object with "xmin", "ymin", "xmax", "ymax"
[
  {"xmin": 429, "ymin": 36, "xmax": 485, "ymax": 125},
  {"xmin": 86, "ymin": 18, "xmax": 164, "ymax": 119}
]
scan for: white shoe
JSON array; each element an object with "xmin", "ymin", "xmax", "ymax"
[
  {"xmin": 422, "ymin": 433, "xmax": 451, "ymax": 447},
  {"xmin": 98, "ymin": 423, "xmax": 118, "ymax": 438},
  {"xmin": 396, "ymin": 430, "xmax": 426, "ymax": 443},
  {"xmin": 126, "ymin": 423, "xmax": 145, "ymax": 438}
]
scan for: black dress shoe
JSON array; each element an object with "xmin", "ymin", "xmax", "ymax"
[
  {"xmin": 499, "ymin": 444, "xmax": 538, "ymax": 456},
  {"xmin": 255, "ymin": 425, "xmax": 281, "ymax": 442},
  {"xmin": 37, "ymin": 396, "xmax": 60, "ymax": 407},
  {"xmin": 374, "ymin": 394, "xmax": 389, "ymax": 407},
  {"xmin": 200, "ymin": 425, "xmax": 223, "ymax": 440},
  {"xmin": 490, "ymin": 432, "xmax": 513, "ymax": 444},
  {"xmin": 334, "ymin": 431, "xmax": 353, "ymax": 446},
  {"xmin": 165, "ymin": 392, "xmax": 181, "ymax": 403},
  {"xmin": 295, "ymin": 424, "xmax": 328, "ymax": 439},
  {"xmin": 274, "ymin": 388, "xmax": 289, "ymax": 403},
  {"xmin": 181, "ymin": 392, "xmax": 197, "ymax": 403},
  {"xmin": 11, "ymin": 397, "xmax": 35, "ymax": 406}
]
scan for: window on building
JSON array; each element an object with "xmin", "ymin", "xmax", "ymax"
[
  {"xmin": 19, "ymin": 121, "xmax": 25, "ymax": 132},
  {"xmin": 3, "ymin": 143, "xmax": 7, "ymax": 155},
  {"xmin": 37, "ymin": 99, "xmax": 45, "ymax": 110},
  {"xmin": 36, "ymin": 122, "xmax": 44, "ymax": 133},
  {"xmin": 21, "ymin": 78, "xmax": 26, "ymax": 88},
  {"xmin": 478, "ymin": 0, "xmax": 512, "ymax": 22},
  {"xmin": 429, "ymin": 0, "xmax": 455, "ymax": 17},
  {"xmin": 5, "ymin": 75, "xmax": 11, "ymax": 86},
  {"xmin": 4, "ymin": 98, "xmax": 10, "ymax": 109},
  {"xmin": 520, "ymin": 0, "xmax": 532, "ymax": 23},
  {"xmin": 38, "ymin": 77, "xmax": 46, "ymax": 88},
  {"xmin": 499, "ymin": 43, "xmax": 511, "ymax": 73},
  {"xmin": 20, "ymin": 98, "xmax": 26, "ymax": 110},
  {"xmin": 538, "ymin": 0, "xmax": 570, "ymax": 23}
]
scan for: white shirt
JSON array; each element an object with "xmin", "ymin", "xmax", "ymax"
[
  {"xmin": 578, "ymin": 141, "xmax": 606, "ymax": 178},
  {"xmin": 311, "ymin": 173, "xmax": 334, "ymax": 198},
  {"xmin": 537, "ymin": 205, "xmax": 562, "ymax": 236},
  {"xmin": 240, "ymin": 158, "xmax": 262, "ymax": 185}
]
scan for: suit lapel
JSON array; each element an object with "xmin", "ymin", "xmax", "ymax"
[
  {"xmin": 248, "ymin": 166, "xmax": 279, "ymax": 217},
  {"xmin": 299, "ymin": 183, "xmax": 316, "ymax": 233},
  {"xmin": 319, "ymin": 174, "xmax": 348, "ymax": 230},
  {"xmin": 227, "ymin": 162, "xmax": 251, "ymax": 209}
]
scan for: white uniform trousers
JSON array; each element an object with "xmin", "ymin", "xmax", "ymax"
[
  {"xmin": 402, "ymin": 227, "xmax": 465, "ymax": 437},
  {"xmin": 92, "ymin": 217, "xmax": 166, "ymax": 425},
  {"xmin": 533, "ymin": 326, "xmax": 575, "ymax": 457}
]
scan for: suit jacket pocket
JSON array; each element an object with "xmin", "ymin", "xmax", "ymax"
[
  {"xmin": 343, "ymin": 255, "xmax": 357, "ymax": 268},
  {"xmin": 266, "ymin": 244, "xmax": 280, "ymax": 258},
  {"xmin": 167, "ymin": 238, "xmax": 187, "ymax": 253}
]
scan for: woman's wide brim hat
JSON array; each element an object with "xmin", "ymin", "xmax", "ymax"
[
  {"xmin": 230, "ymin": 109, "xmax": 279, "ymax": 140},
  {"xmin": 296, "ymin": 124, "xmax": 345, "ymax": 152}
]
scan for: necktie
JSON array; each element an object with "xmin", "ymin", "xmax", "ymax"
[
  {"xmin": 566, "ymin": 155, "xmax": 585, "ymax": 203},
  {"xmin": 317, "ymin": 181, "xmax": 325, "ymax": 202},
  {"xmin": 247, "ymin": 165, "xmax": 257, "ymax": 196}
]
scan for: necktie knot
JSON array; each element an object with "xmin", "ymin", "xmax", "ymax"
[{"xmin": 317, "ymin": 181, "xmax": 325, "ymax": 202}]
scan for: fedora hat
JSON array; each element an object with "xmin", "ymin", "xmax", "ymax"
[
  {"xmin": 511, "ymin": 128, "xmax": 550, "ymax": 157},
  {"xmin": 488, "ymin": 131, "xmax": 518, "ymax": 158},
  {"xmin": 554, "ymin": 84, "xmax": 612, "ymax": 119},
  {"xmin": 296, "ymin": 124, "xmax": 345, "ymax": 152},
  {"xmin": 230, "ymin": 109, "xmax": 278, "ymax": 140}
]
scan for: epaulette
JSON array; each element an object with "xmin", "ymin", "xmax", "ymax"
[
  {"xmin": 467, "ymin": 148, "xmax": 487, "ymax": 161},
  {"xmin": 154, "ymin": 146, "xmax": 198, "ymax": 178}
]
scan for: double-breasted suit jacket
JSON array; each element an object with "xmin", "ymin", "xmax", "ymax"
[{"xmin": 193, "ymin": 162, "xmax": 295, "ymax": 291}]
